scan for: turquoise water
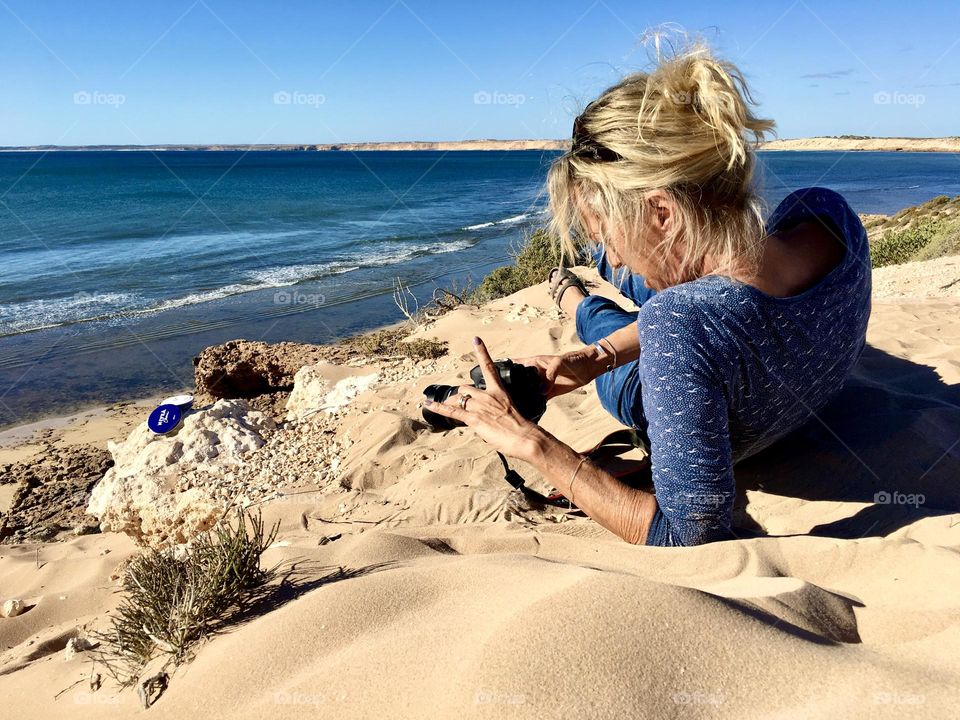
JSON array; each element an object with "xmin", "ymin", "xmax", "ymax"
[
  {"xmin": 0, "ymin": 149, "xmax": 957, "ymax": 426},
  {"xmin": 0, "ymin": 150, "xmax": 555, "ymax": 337}
]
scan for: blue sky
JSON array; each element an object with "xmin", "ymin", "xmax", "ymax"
[{"xmin": 1, "ymin": 0, "xmax": 957, "ymax": 146}]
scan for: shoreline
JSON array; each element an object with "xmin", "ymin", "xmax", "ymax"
[
  {"xmin": 0, "ymin": 312, "xmax": 415, "ymax": 437},
  {"xmin": 4, "ymin": 294, "xmax": 958, "ymax": 461},
  {"xmin": 760, "ymin": 136, "xmax": 960, "ymax": 153},
  {"xmin": 0, "ymin": 395, "xmax": 163, "ymax": 463}
]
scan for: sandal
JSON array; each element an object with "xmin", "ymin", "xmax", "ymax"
[{"xmin": 547, "ymin": 266, "xmax": 589, "ymax": 309}]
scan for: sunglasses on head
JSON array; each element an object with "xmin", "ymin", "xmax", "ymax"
[{"xmin": 571, "ymin": 100, "xmax": 624, "ymax": 163}]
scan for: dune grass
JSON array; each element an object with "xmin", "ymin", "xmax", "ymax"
[
  {"xmin": 867, "ymin": 194, "xmax": 960, "ymax": 268},
  {"xmin": 93, "ymin": 509, "xmax": 278, "ymax": 687},
  {"xmin": 344, "ymin": 328, "xmax": 448, "ymax": 360}
]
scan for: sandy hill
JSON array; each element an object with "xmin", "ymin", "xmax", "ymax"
[{"xmin": 1, "ymin": 268, "xmax": 959, "ymax": 717}]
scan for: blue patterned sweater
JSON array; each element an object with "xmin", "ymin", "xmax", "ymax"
[{"xmin": 641, "ymin": 188, "xmax": 872, "ymax": 546}]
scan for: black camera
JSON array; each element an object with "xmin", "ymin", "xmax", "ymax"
[{"xmin": 421, "ymin": 359, "xmax": 547, "ymax": 431}]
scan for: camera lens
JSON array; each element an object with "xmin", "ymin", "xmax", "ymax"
[
  {"xmin": 421, "ymin": 383, "xmax": 463, "ymax": 430},
  {"xmin": 421, "ymin": 360, "xmax": 548, "ymax": 432}
]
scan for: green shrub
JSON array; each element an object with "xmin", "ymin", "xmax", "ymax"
[
  {"xmin": 871, "ymin": 217, "xmax": 945, "ymax": 268},
  {"xmin": 467, "ymin": 228, "xmax": 564, "ymax": 303},
  {"xmin": 913, "ymin": 217, "xmax": 960, "ymax": 263}
]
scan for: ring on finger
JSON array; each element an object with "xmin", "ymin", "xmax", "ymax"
[{"xmin": 458, "ymin": 393, "xmax": 472, "ymax": 410}]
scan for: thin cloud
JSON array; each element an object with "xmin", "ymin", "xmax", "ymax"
[{"xmin": 799, "ymin": 68, "xmax": 856, "ymax": 79}]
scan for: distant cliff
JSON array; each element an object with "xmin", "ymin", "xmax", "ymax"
[
  {"xmin": 759, "ymin": 136, "xmax": 960, "ymax": 152},
  {"xmin": 3, "ymin": 137, "xmax": 958, "ymax": 153},
  {"xmin": 0, "ymin": 139, "xmax": 570, "ymax": 152}
]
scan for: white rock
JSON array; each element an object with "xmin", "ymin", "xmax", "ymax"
[
  {"xmin": 322, "ymin": 374, "xmax": 379, "ymax": 414},
  {"xmin": 85, "ymin": 399, "xmax": 275, "ymax": 546},
  {"xmin": 285, "ymin": 365, "xmax": 330, "ymax": 420},
  {"xmin": 286, "ymin": 366, "xmax": 379, "ymax": 420},
  {"xmin": 64, "ymin": 636, "xmax": 94, "ymax": 661},
  {"xmin": 1, "ymin": 598, "xmax": 25, "ymax": 618}
]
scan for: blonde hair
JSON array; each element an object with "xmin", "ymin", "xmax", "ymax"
[{"xmin": 547, "ymin": 39, "xmax": 775, "ymax": 286}]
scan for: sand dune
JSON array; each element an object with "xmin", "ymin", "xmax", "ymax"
[{"xmin": 2, "ymin": 268, "xmax": 959, "ymax": 717}]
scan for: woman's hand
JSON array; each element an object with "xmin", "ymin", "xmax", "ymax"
[
  {"xmin": 513, "ymin": 349, "xmax": 601, "ymax": 399},
  {"xmin": 422, "ymin": 336, "xmax": 549, "ymax": 462}
]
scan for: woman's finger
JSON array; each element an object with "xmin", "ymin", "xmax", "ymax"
[
  {"xmin": 422, "ymin": 397, "xmax": 469, "ymax": 425},
  {"xmin": 472, "ymin": 336, "xmax": 506, "ymax": 394}
]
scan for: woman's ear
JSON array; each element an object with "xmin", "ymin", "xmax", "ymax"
[{"xmin": 645, "ymin": 190, "xmax": 675, "ymax": 234}]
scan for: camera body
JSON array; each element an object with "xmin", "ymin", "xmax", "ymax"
[{"xmin": 421, "ymin": 359, "xmax": 546, "ymax": 431}]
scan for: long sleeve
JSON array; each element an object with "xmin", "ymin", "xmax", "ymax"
[{"xmin": 636, "ymin": 293, "xmax": 736, "ymax": 547}]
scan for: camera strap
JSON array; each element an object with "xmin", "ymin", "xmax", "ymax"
[
  {"xmin": 496, "ymin": 451, "xmax": 574, "ymax": 509},
  {"xmin": 496, "ymin": 427, "xmax": 650, "ymax": 511}
]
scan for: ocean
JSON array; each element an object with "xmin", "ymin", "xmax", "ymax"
[{"xmin": 1, "ymin": 149, "xmax": 958, "ymax": 427}]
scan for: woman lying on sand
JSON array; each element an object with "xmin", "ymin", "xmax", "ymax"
[{"xmin": 424, "ymin": 43, "xmax": 871, "ymax": 546}]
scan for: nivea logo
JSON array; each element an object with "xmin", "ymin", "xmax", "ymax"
[{"xmin": 148, "ymin": 403, "xmax": 182, "ymax": 434}]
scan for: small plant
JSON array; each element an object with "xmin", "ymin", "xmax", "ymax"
[
  {"xmin": 914, "ymin": 217, "xmax": 960, "ymax": 263},
  {"xmin": 392, "ymin": 277, "xmax": 423, "ymax": 329},
  {"xmin": 871, "ymin": 217, "xmax": 945, "ymax": 268},
  {"xmin": 346, "ymin": 328, "xmax": 447, "ymax": 361},
  {"xmin": 319, "ymin": 225, "xmax": 567, "ymax": 363},
  {"xmin": 93, "ymin": 509, "xmax": 278, "ymax": 687},
  {"xmin": 466, "ymin": 228, "xmax": 564, "ymax": 303}
]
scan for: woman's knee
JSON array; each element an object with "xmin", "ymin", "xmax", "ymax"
[
  {"xmin": 575, "ymin": 295, "xmax": 638, "ymax": 345},
  {"xmin": 594, "ymin": 363, "xmax": 643, "ymax": 428},
  {"xmin": 593, "ymin": 373, "xmax": 619, "ymax": 418}
]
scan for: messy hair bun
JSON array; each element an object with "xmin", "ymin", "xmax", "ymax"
[{"xmin": 547, "ymin": 37, "xmax": 775, "ymax": 283}]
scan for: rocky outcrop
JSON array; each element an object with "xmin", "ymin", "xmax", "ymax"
[
  {"xmin": 192, "ymin": 340, "xmax": 330, "ymax": 405},
  {"xmin": 86, "ymin": 400, "xmax": 276, "ymax": 546},
  {"xmin": 0, "ymin": 444, "xmax": 113, "ymax": 543}
]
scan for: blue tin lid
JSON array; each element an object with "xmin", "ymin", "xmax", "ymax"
[{"xmin": 148, "ymin": 403, "xmax": 183, "ymax": 434}]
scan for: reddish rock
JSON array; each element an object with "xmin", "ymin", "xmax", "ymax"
[{"xmin": 192, "ymin": 340, "xmax": 329, "ymax": 405}]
